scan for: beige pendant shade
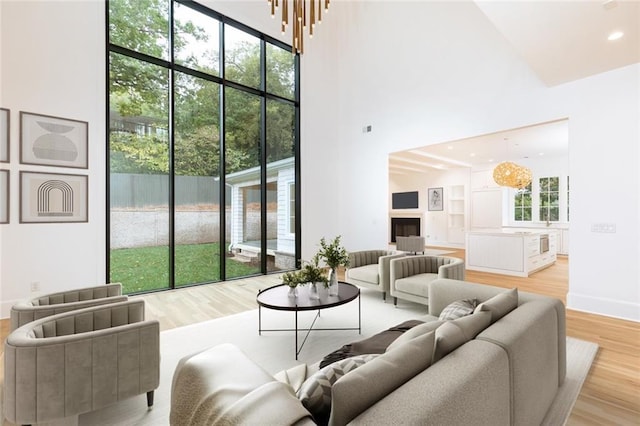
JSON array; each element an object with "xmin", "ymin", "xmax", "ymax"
[{"xmin": 493, "ymin": 161, "xmax": 532, "ymax": 189}]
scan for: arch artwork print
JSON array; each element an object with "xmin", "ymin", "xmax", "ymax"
[
  {"xmin": 20, "ymin": 171, "xmax": 88, "ymax": 223},
  {"xmin": 37, "ymin": 180, "xmax": 74, "ymax": 217}
]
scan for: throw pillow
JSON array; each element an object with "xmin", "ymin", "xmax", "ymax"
[
  {"xmin": 297, "ymin": 353, "xmax": 379, "ymax": 422},
  {"xmin": 432, "ymin": 321, "xmax": 467, "ymax": 362},
  {"xmin": 438, "ymin": 298, "xmax": 479, "ymax": 321},
  {"xmin": 433, "ymin": 310, "xmax": 493, "ymax": 363},
  {"xmin": 451, "ymin": 309, "xmax": 492, "ymax": 340},
  {"xmin": 474, "ymin": 288, "xmax": 518, "ymax": 323},
  {"xmin": 386, "ymin": 320, "xmax": 443, "ymax": 352},
  {"xmin": 330, "ymin": 330, "xmax": 435, "ymax": 426},
  {"xmin": 274, "ymin": 363, "xmax": 309, "ymax": 393}
]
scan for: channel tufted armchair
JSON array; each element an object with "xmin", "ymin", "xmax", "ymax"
[
  {"xmin": 3, "ymin": 300, "xmax": 160, "ymax": 425},
  {"xmin": 345, "ymin": 250, "xmax": 405, "ymax": 301},
  {"xmin": 390, "ymin": 255, "xmax": 465, "ymax": 307},
  {"xmin": 10, "ymin": 282, "xmax": 128, "ymax": 331}
]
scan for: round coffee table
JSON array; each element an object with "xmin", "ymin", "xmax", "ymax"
[{"xmin": 256, "ymin": 281, "xmax": 361, "ymax": 359}]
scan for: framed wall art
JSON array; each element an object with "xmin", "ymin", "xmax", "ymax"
[
  {"xmin": 428, "ymin": 187, "xmax": 443, "ymax": 211},
  {"xmin": 0, "ymin": 170, "xmax": 8, "ymax": 224},
  {"xmin": 20, "ymin": 171, "xmax": 88, "ymax": 223},
  {"xmin": 0, "ymin": 108, "xmax": 9, "ymax": 163},
  {"xmin": 20, "ymin": 111, "xmax": 88, "ymax": 168}
]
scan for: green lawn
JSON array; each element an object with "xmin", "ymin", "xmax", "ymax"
[{"xmin": 110, "ymin": 243, "xmax": 260, "ymax": 294}]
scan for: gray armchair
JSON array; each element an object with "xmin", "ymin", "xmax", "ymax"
[
  {"xmin": 390, "ymin": 255, "xmax": 465, "ymax": 307},
  {"xmin": 396, "ymin": 236, "xmax": 425, "ymax": 254},
  {"xmin": 10, "ymin": 283, "xmax": 128, "ymax": 331},
  {"xmin": 3, "ymin": 300, "xmax": 160, "ymax": 425},
  {"xmin": 345, "ymin": 250, "xmax": 405, "ymax": 301}
]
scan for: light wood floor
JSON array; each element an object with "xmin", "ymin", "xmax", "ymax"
[{"xmin": 1, "ymin": 250, "xmax": 638, "ymax": 425}]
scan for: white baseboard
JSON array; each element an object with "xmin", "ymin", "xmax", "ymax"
[{"xmin": 567, "ymin": 292, "xmax": 640, "ymax": 322}]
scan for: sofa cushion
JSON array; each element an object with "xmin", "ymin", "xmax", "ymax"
[
  {"xmin": 394, "ymin": 273, "xmax": 438, "ymax": 297},
  {"xmin": 274, "ymin": 363, "xmax": 309, "ymax": 393},
  {"xmin": 319, "ymin": 320, "xmax": 424, "ymax": 368},
  {"xmin": 474, "ymin": 288, "xmax": 518, "ymax": 323},
  {"xmin": 297, "ymin": 354, "xmax": 379, "ymax": 422},
  {"xmin": 438, "ymin": 298, "xmax": 478, "ymax": 320},
  {"xmin": 347, "ymin": 264, "xmax": 379, "ymax": 285},
  {"xmin": 329, "ymin": 330, "xmax": 435, "ymax": 426},
  {"xmin": 433, "ymin": 311, "xmax": 492, "ymax": 362},
  {"xmin": 386, "ymin": 320, "xmax": 443, "ymax": 352}
]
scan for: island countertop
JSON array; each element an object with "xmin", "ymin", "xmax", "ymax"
[{"xmin": 466, "ymin": 230, "xmax": 557, "ymax": 277}]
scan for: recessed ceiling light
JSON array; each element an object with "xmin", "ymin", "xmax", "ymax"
[
  {"xmin": 447, "ymin": 145, "xmax": 454, "ymax": 150},
  {"xmin": 539, "ymin": 152, "xmax": 544, "ymax": 156},
  {"xmin": 608, "ymin": 31, "xmax": 624, "ymax": 41},
  {"xmin": 470, "ymin": 153, "xmax": 476, "ymax": 157}
]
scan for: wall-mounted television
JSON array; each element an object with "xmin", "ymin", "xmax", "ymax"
[{"xmin": 392, "ymin": 191, "xmax": 419, "ymax": 209}]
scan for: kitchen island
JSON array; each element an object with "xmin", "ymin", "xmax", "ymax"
[{"xmin": 466, "ymin": 229, "xmax": 557, "ymax": 277}]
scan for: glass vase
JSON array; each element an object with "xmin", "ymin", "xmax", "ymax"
[
  {"xmin": 309, "ymin": 282, "xmax": 320, "ymax": 300},
  {"xmin": 287, "ymin": 285, "xmax": 298, "ymax": 298},
  {"xmin": 328, "ymin": 267, "xmax": 339, "ymax": 296}
]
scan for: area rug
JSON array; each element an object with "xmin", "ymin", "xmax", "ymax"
[{"xmin": 79, "ymin": 291, "xmax": 598, "ymax": 425}]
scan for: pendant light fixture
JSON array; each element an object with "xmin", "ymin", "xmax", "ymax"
[
  {"xmin": 493, "ymin": 161, "xmax": 532, "ymax": 190},
  {"xmin": 267, "ymin": 0, "xmax": 331, "ymax": 54},
  {"xmin": 493, "ymin": 138, "xmax": 532, "ymax": 190}
]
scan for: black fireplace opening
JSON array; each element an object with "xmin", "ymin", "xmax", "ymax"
[{"xmin": 390, "ymin": 217, "xmax": 421, "ymax": 243}]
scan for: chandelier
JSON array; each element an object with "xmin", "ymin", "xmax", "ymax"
[
  {"xmin": 493, "ymin": 161, "xmax": 532, "ymax": 190},
  {"xmin": 268, "ymin": 0, "xmax": 331, "ymax": 54}
]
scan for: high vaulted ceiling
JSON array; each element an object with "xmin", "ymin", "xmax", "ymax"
[
  {"xmin": 389, "ymin": 1, "xmax": 638, "ymax": 176},
  {"xmin": 475, "ymin": 0, "xmax": 640, "ymax": 87}
]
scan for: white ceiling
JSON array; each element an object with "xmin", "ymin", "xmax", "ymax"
[
  {"xmin": 389, "ymin": 119, "xmax": 569, "ymax": 174},
  {"xmin": 389, "ymin": 0, "xmax": 638, "ymax": 176},
  {"xmin": 475, "ymin": 0, "xmax": 640, "ymax": 87}
]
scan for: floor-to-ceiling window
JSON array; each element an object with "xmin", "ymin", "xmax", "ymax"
[{"xmin": 107, "ymin": 0, "xmax": 300, "ymax": 294}]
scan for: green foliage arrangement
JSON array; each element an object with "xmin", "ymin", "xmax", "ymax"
[
  {"xmin": 300, "ymin": 255, "xmax": 329, "ymax": 284},
  {"xmin": 316, "ymin": 235, "xmax": 350, "ymax": 269},
  {"xmin": 282, "ymin": 270, "xmax": 303, "ymax": 288}
]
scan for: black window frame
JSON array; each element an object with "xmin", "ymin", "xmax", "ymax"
[{"xmin": 106, "ymin": 0, "xmax": 301, "ymax": 294}]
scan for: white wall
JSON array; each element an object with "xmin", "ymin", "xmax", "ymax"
[
  {"xmin": 0, "ymin": 1, "xmax": 107, "ymax": 316},
  {"xmin": 389, "ymin": 168, "xmax": 470, "ymax": 247},
  {"xmin": 332, "ymin": 1, "xmax": 639, "ymax": 321},
  {"xmin": 0, "ymin": 0, "xmax": 343, "ymax": 316},
  {"xmin": 1, "ymin": 1, "xmax": 638, "ymax": 322}
]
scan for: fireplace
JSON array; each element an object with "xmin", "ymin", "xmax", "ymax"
[{"xmin": 390, "ymin": 217, "xmax": 421, "ymax": 243}]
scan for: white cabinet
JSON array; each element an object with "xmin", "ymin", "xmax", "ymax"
[
  {"xmin": 471, "ymin": 170, "xmax": 499, "ymax": 189},
  {"xmin": 447, "ymin": 185, "xmax": 466, "ymax": 244},
  {"xmin": 466, "ymin": 231, "xmax": 558, "ymax": 277},
  {"xmin": 467, "ymin": 234, "xmax": 523, "ymax": 273},
  {"xmin": 559, "ymin": 229, "xmax": 569, "ymax": 255},
  {"xmin": 471, "ymin": 189, "xmax": 503, "ymax": 228}
]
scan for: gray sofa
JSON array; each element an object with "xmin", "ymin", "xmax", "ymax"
[
  {"xmin": 390, "ymin": 255, "xmax": 465, "ymax": 307},
  {"xmin": 344, "ymin": 250, "xmax": 405, "ymax": 301},
  {"xmin": 4, "ymin": 300, "xmax": 160, "ymax": 425},
  {"xmin": 170, "ymin": 278, "xmax": 566, "ymax": 426}
]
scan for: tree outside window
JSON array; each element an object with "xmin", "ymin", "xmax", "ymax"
[
  {"xmin": 540, "ymin": 177, "xmax": 559, "ymax": 222},
  {"xmin": 514, "ymin": 183, "xmax": 532, "ymax": 221}
]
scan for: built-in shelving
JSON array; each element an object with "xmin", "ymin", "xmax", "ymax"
[{"xmin": 447, "ymin": 185, "xmax": 466, "ymax": 244}]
